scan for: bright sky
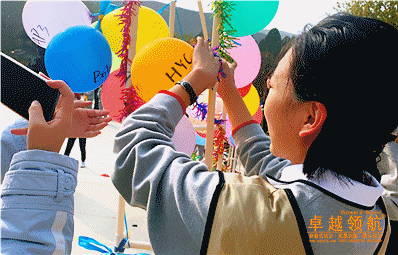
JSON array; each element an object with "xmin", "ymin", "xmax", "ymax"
[{"xmin": 157, "ymin": 0, "xmax": 340, "ymax": 34}]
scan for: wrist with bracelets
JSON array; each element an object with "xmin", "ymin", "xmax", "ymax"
[{"xmin": 176, "ymin": 81, "xmax": 198, "ymax": 105}]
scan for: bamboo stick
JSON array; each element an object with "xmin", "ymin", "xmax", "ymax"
[
  {"xmin": 197, "ymin": 1, "xmax": 208, "ymax": 41},
  {"xmin": 126, "ymin": 4, "xmax": 139, "ymax": 88},
  {"xmin": 116, "ymin": 3, "xmax": 139, "ymax": 247},
  {"xmin": 169, "ymin": 1, "xmax": 176, "ymax": 38},
  {"xmin": 204, "ymin": 13, "xmax": 221, "ymax": 170}
]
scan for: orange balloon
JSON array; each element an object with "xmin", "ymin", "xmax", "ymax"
[{"xmin": 131, "ymin": 38, "xmax": 193, "ymax": 102}]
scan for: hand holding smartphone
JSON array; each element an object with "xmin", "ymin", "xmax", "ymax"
[{"xmin": 1, "ymin": 52, "xmax": 60, "ymax": 122}]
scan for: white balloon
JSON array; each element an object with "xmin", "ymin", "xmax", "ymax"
[{"xmin": 22, "ymin": 0, "xmax": 91, "ymax": 48}]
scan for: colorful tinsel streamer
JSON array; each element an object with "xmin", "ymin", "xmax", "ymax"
[
  {"xmin": 116, "ymin": 0, "xmax": 145, "ymax": 118},
  {"xmin": 211, "ymin": 1, "xmax": 238, "ymax": 64},
  {"xmin": 212, "ymin": 123, "xmax": 230, "ymax": 171},
  {"xmin": 191, "ymin": 101, "xmax": 208, "ymax": 120}
]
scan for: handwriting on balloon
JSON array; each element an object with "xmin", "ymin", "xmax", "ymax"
[
  {"xmin": 93, "ymin": 65, "xmax": 111, "ymax": 83},
  {"xmin": 30, "ymin": 25, "xmax": 49, "ymax": 45},
  {"xmin": 165, "ymin": 53, "xmax": 193, "ymax": 83}
]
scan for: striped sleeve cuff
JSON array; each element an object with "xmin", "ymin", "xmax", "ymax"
[{"xmin": 159, "ymin": 90, "xmax": 187, "ymax": 114}]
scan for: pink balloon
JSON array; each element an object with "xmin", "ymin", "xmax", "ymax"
[
  {"xmin": 227, "ymin": 36, "xmax": 261, "ymax": 88},
  {"xmin": 101, "ymin": 69, "xmax": 125, "ymax": 123},
  {"xmin": 172, "ymin": 115, "xmax": 196, "ymax": 156}
]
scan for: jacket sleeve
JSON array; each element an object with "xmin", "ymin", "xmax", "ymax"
[
  {"xmin": 1, "ymin": 118, "xmax": 28, "ymax": 183},
  {"xmin": 378, "ymin": 141, "xmax": 398, "ymax": 221},
  {"xmin": 232, "ymin": 122, "xmax": 292, "ymax": 179},
  {"xmin": 112, "ymin": 92, "xmax": 221, "ymax": 255},
  {"xmin": 1, "ymin": 149, "xmax": 78, "ymax": 254}
]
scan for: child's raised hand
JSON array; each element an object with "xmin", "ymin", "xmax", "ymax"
[{"xmin": 192, "ymin": 37, "xmax": 220, "ymax": 90}]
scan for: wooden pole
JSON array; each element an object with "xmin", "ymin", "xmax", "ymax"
[
  {"xmin": 169, "ymin": 1, "xmax": 176, "ymax": 38},
  {"xmin": 197, "ymin": 1, "xmax": 208, "ymax": 41},
  {"xmin": 204, "ymin": 13, "xmax": 221, "ymax": 170},
  {"xmin": 116, "ymin": 3, "xmax": 139, "ymax": 247}
]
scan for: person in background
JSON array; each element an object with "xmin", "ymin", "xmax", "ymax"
[{"xmin": 63, "ymin": 93, "xmax": 88, "ymax": 167}]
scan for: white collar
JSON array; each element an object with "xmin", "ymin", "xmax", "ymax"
[{"xmin": 279, "ymin": 164, "xmax": 384, "ymax": 207}]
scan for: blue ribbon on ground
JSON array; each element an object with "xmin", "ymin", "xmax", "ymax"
[{"xmin": 78, "ymin": 236, "xmax": 149, "ymax": 255}]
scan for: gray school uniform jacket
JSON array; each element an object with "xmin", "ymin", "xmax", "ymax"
[
  {"xmin": 112, "ymin": 92, "xmax": 396, "ymax": 254},
  {"xmin": 0, "ymin": 92, "xmax": 396, "ymax": 254}
]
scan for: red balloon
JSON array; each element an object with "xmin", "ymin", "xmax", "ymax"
[
  {"xmin": 101, "ymin": 69, "xmax": 125, "ymax": 123},
  {"xmin": 238, "ymin": 83, "xmax": 252, "ymax": 97}
]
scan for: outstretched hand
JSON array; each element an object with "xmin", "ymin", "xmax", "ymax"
[
  {"xmin": 68, "ymin": 101, "xmax": 112, "ymax": 138},
  {"xmin": 11, "ymin": 73, "xmax": 112, "ymax": 138}
]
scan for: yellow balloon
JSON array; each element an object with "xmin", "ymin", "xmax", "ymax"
[
  {"xmin": 131, "ymin": 38, "xmax": 193, "ymax": 102},
  {"xmin": 101, "ymin": 6, "xmax": 170, "ymax": 55},
  {"xmin": 242, "ymin": 85, "xmax": 260, "ymax": 116},
  {"xmin": 92, "ymin": 21, "xmax": 122, "ymax": 73},
  {"xmin": 111, "ymin": 50, "xmax": 122, "ymax": 73}
]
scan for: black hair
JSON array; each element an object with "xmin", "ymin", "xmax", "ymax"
[{"xmin": 288, "ymin": 13, "xmax": 398, "ymax": 183}]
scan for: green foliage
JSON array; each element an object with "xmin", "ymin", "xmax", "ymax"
[
  {"xmin": 258, "ymin": 28, "xmax": 282, "ymax": 58},
  {"xmin": 334, "ymin": 1, "xmax": 398, "ymax": 29}
]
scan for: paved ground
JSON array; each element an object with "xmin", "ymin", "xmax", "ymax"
[{"xmin": 1, "ymin": 104, "xmax": 153, "ymax": 254}]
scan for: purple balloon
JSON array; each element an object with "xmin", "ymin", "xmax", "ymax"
[{"xmin": 22, "ymin": 0, "xmax": 91, "ymax": 48}]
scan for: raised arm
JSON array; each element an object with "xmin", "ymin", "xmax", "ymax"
[{"xmin": 216, "ymin": 60, "xmax": 292, "ymax": 179}]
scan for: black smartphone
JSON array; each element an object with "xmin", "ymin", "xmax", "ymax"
[{"xmin": 1, "ymin": 52, "xmax": 60, "ymax": 122}]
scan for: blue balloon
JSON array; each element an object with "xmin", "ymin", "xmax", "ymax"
[
  {"xmin": 45, "ymin": 25, "xmax": 112, "ymax": 93},
  {"xmin": 196, "ymin": 133, "xmax": 206, "ymax": 146}
]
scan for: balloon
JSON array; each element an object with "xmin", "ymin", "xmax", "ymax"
[
  {"xmin": 227, "ymin": 36, "xmax": 261, "ymax": 88},
  {"xmin": 101, "ymin": 69, "xmax": 125, "ymax": 123},
  {"xmin": 101, "ymin": 6, "xmax": 170, "ymax": 55},
  {"xmin": 131, "ymin": 38, "xmax": 193, "ymax": 102},
  {"xmin": 242, "ymin": 85, "xmax": 260, "ymax": 116},
  {"xmin": 196, "ymin": 133, "xmax": 206, "ymax": 146},
  {"xmin": 45, "ymin": 25, "xmax": 112, "ymax": 93},
  {"xmin": 238, "ymin": 83, "xmax": 252, "ymax": 97},
  {"xmin": 172, "ymin": 115, "xmax": 196, "ymax": 156},
  {"xmin": 22, "ymin": 0, "xmax": 91, "ymax": 48},
  {"xmin": 92, "ymin": 21, "xmax": 122, "ymax": 73},
  {"xmin": 223, "ymin": 1, "xmax": 279, "ymax": 37},
  {"xmin": 111, "ymin": 51, "xmax": 122, "ymax": 73}
]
